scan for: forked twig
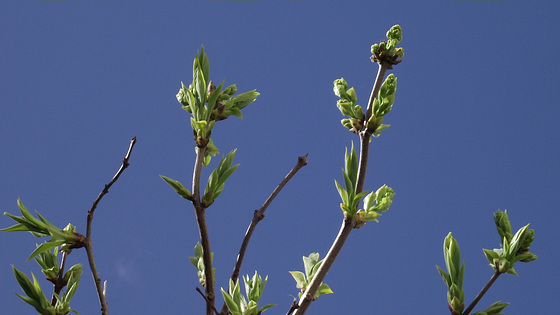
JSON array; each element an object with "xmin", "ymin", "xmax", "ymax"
[{"xmin": 85, "ymin": 137, "xmax": 137, "ymax": 315}]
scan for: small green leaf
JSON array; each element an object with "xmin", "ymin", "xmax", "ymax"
[
  {"xmin": 221, "ymin": 288, "xmax": 240, "ymax": 313},
  {"xmin": 289, "ymin": 271, "xmax": 306, "ymax": 289},
  {"xmin": 226, "ymin": 90, "xmax": 259, "ymax": 111},
  {"xmin": 316, "ymin": 283, "xmax": 334, "ymax": 298},
  {"xmin": 160, "ymin": 175, "xmax": 192, "ymax": 200},
  {"xmin": 27, "ymin": 241, "xmax": 65, "ymax": 263}
]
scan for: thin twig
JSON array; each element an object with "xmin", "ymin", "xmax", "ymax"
[
  {"xmin": 365, "ymin": 63, "xmax": 389, "ymax": 122},
  {"xmin": 220, "ymin": 155, "xmax": 308, "ymax": 314},
  {"xmin": 196, "ymin": 287, "xmax": 220, "ymax": 315},
  {"xmin": 356, "ymin": 62, "xmax": 389, "ymax": 193},
  {"xmin": 51, "ymin": 251, "xmax": 68, "ymax": 306},
  {"xmin": 285, "ymin": 298, "xmax": 299, "ymax": 315},
  {"xmin": 191, "ymin": 146, "xmax": 216, "ymax": 315},
  {"xmin": 462, "ymin": 271, "xmax": 502, "ymax": 315},
  {"xmin": 85, "ymin": 137, "xmax": 137, "ymax": 315},
  {"xmin": 293, "ymin": 62, "xmax": 392, "ymax": 315}
]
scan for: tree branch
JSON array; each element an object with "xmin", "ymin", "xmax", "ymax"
[
  {"xmin": 220, "ymin": 155, "xmax": 308, "ymax": 314},
  {"xmin": 191, "ymin": 146, "xmax": 216, "ymax": 315},
  {"xmin": 85, "ymin": 137, "xmax": 137, "ymax": 315},
  {"xmin": 293, "ymin": 61, "xmax": 392, "ymax": 314},
  {"xmin": 462, "ymin": 271, "xmax": 502, "ymax": 315}
]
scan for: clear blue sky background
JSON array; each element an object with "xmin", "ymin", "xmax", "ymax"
[{"xmin": 1, "ymin": 1, "xmax": 558, "ymax": 314}]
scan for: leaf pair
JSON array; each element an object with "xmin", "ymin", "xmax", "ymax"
[
  {"xmin": 202, "ymin": 149, "xmax": 239, "ymax": 207},
  {"xmin": 160, "ymin": 150, "xmax": 239, "ymax": 207},
  {"xmin": 289, "ymin": 253, "xmax": 333, "ymax": 300},
  {"xmin": 334, "ymin": 142, "xmax": 365, "ymax": 217},
  {"xmin": 221, "ymin": 271, "xmax": 276, "ymax": 315},
  {"xmin": 334, "ymin": 143, "xmax": 395, "ymax": 225}
]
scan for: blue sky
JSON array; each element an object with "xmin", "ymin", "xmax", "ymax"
[{"xmin": 1, "ymin": 1, "xmax": 559, "ymax": 314}]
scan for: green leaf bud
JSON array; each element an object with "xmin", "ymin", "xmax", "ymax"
[
  {"xmin": 494, "ymin": 210, "xmax": 513, "ymax": 244},
  {"xmin": 333, "ymin": 78, "xmax": 348, "ymax": 98},
  {"xmin": 394, "ymin": 47, "xmax": 405, "ymax": 58},
  {"xmin": 371, "ymin": 185, "xmax": 395, "ymax": 213},
  {"xmin": 371, "ymin": 43, "xmax": 380, "ymax": 55},
  {"xmin": 341, "ymin": 118, "xmax": 353, "ymax": 130},
  {"xmin": 226, "ymin": 90, "xmax": 259, "ymax": 111},
  {"xmin": 386, "ymin": 24, "xmax": 403, "ymax": 43},
  {"xmin": 176, "ymin": 82, "xmax": 190, "ymax": 106},
  {"xmin": 223, "ymin": 84, "xmax": 237, "ymax": 96},
  {"xmin": 346, "ymin": 87, "xmax": 357, "ymax": 104}
]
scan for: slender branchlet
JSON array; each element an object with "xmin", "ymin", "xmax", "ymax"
[
  {"xmin": 85, "ymin": 137, "xmax": 137, "ymax": 315},
  {"xmin": 462, "ymin": 271, "xmax": 502, "ymax": 315},
  {"xmin": 50, "ymin": 251, "xmax": 69, "ymax": 306},
  {"xmin": 220, "ymin": 155, "xmax": 308, "ymax": 314}
]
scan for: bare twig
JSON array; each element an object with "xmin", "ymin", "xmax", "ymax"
[
  {"xmin": 220, "ymin": 155, "xmax": 308, "ymax": 314},
  {"xmin": 462, "ymin": 271, "xmax": 502, "ymax": 315},
  {"xmin": 293, "ymin": 62, "xmax": 393, "ymax": 315},
  {"xmin": 196, "ymin": 287, "xmax": 220, "ymax": 315},
  {"xmin": 85, "ymin": 137, "xmax": 137, "ymax": 315}
]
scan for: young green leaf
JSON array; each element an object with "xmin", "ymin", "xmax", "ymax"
[{"xmin": 160, "ymin": 175, "xmax": 192, "ymax": 200}]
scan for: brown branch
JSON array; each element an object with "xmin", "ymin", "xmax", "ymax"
[
  {"xmin": 196, "ymin": 287, "xmax": 220, "ymax": 315},
  {"xmin": 220, "ymin": 155, "xmax": 308, "ymax": 314},
  {"xmin": 190, "ymin": 146, "xmax": 216, "ymax": 315},
  {"xmin": 462, "ymin": 271, "xmax": 502, "ymax": 315},
  {"xmin": 85, "ymin": 137, "xmax": 137, "ymax": 315}
]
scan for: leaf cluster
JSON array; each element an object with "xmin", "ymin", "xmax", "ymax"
[
  {"xmin": 12, "ymin": 259, "xmax": 81, "ymax": 315},
  {"xmin": 221, "ymin": 271, "xmax": 276, "ymax": 315},
  {"xmin": 334, "ymin": 143, "xmax": 395, "ymax": 227},
  {"xmin": 334, "ymin": 74, "xmax": 397, "ymax": 138},
  {"xmin": 189, "ymin": 242, "xmax": 215, "ymax": 287},
  {"xmin": 370, "ymin": 24, "xmax": 404, "ymax": 67},
  {"xmin": 2, "ymin": 199, "xmax": 86, "ymax": 262},
  {"xmin": 289, "ymin": 253, "xmax": 333, "ymax": 300},
  {"xmin": 176, "ymin": 45, "xmax": 259, "ymax": 164},
  {"xmin": 483, "ymin": 210, "xmax": 537, "ymax": 275}
]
